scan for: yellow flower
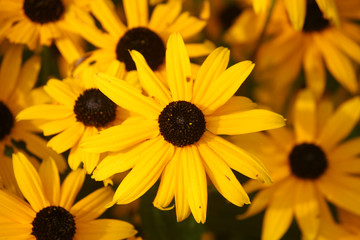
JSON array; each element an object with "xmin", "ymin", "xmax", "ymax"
[
  {"xmin": 69, "ymin": 0, "xmax": 213, "ymax": 74},
  {"xmin": 253, "ymin": 0, "xmax": 360, "ymax": 103},
  {"xmin": 0, "ymin": 44, "xmax": 66, "ymax": 194},
  {"xmin": 81, "ymin": 33, "xmax": 285, "ymax": 223},
  {"xmin": 231, "ymin": 89, "xmax": 360, "ymax": 240},
  {"xmin": 17, "ymin": 64, "xmax": 135, "ymax": 174},
  {"xmin": 253, "ymin": 0, "xmax": 340, "ymax": 30},
  {"xmin": 338, "ymin": 207, "xmax": 360, "ymax": 238},
  {"xmin": 0, "ymin": 0, "xmax": 94, "ymax": 63},
  {"xmin": 0, "ymin": 152, "xmax": 137, "ymax": 239}
]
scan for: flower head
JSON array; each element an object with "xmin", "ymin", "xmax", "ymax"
[
  {"xmin": 69, "ymin": 0, "xmax": 213, "ymax": 74},
  {"xmin": 232, "ymin": 89, "xmax": 360, "ymax": 240},
  {"xmin": 17, "ymin": 64, "xmax": 133, "ymax": 174},
  {"xmin": 0, "ymin": 152, "xmax": 137, "ymax": 239},
  {"xmin": 81, "ymin": 33, "xmax": 285, "ymax": 223}
]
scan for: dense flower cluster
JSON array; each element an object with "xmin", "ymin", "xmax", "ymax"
[{"xmin": 0, "ymin": 0, "xmax": 359, "ymax": 239}]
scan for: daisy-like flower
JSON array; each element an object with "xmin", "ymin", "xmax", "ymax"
[
  {"xmin": 253, "ymin": 0, "xmax": 340, "ymax": 30},
  {"xmin": 81, "ymin": 33, "xmax": 285, "ymax": 223},
  {"xmin": 231, "ymin": 89, "xmax": 360, "ymax": 240},
  {"xmin": 0, "ymin": 152, "xmax": 137, "ymax": 239},
  {"xmin": 0, "ymin": 0, "xmax": 94, "ymax": 63},
  {"xmin": 253, "ymin": 0, "xmax": 360, "ymax": 103},
  {"xmin": 0, "ymin": 44, "xmax": 66, "ymax": 194},
  {"xmin": 17, "ymin": 64, "xmax": 134, "ymax": 174},
  {"xmin": 69, "ymin": 0, "xmax": 213, "ymax": 74}
]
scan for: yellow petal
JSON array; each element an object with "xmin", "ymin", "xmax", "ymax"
[
  {"xmin": 197, "ymin": 139, "xmax": 250, "ymax": 207},
  {"xmin": 210, "ymin": 96, "xmax": 256, "ymax": 116},
  {"xmin": 284, "ymin": 0, "xmax": 306, "ymax": 31},
  {"xmin": 317, "ymin": 174, "xmax": 360, "ymax": 215},
  {"xmin": 38, "ymin": 158, "xmax": 60, "ymax": 206},
  {"xmin": 316, "ymin": 0, "xmax": 340, "ymax": 27},
  {"xmin": 39, "ymin": 115, "xmax": 77, "ymax": 136},
  {"xmin": 95, "ymin": 73, "xmax": 161, "ymax": 119},
  {"xmin": 206, "ymin": 109, "xmax": 286, "ymax": 135},
  {"xmin": 153, "ymin": 151, "xmax": 177, "ymax": 210},
  {"xmin": 316, "ymin": 96, "xmax": 360, "ymax": 151},
  {"xmin": 0, "ymin": 44, "xmax": 22, "ymax": 101},
  {"xmin": 329, "ymin": 137, "xmax": 360, "ymax": 163},
  {"xmin": 76, "ymin": 219, "xmax": 137, "ymax": 240},
  {"xmin": 47, "ymin": 122, "xmax": 85, "ymax": 153},
  {"xmin": 166, "ymin": 33, "xmax": 192, "ymax": 101},
  {"xmin": 0, "ymin": 190, "xmax": 35, "ymax": 223},
  {"xmin": 196, "ymin": 60, "xmax": 254, "ymax": 115},
  {"xmin": 237, "ymin": 187, "xmax": 274, "ymax": 220},
  {"xmin": 293, "ymin": 90, "xmax": 316, "ymax": 143},
  {"xmin": 148, "ymin": 0, "xmax": 181, "ymax": 33},
  {"xmin": 123, "ymin": 0, "xmax": 148, "ymax": 28},
  {"xmin": 192, "ymin": 47, "xmax": 229, "ymax": 108},
  {"xmin": 16, "ymin": 55, "xmax": 41, "ymax": 94},
  {"xmin": 167, "ymin": 12, "xmax": 206, "ymax": 40},
  {"xmin": 294, "ymin": 181, "xmax": 320, "ymax": 240},
  {"xmin": 13, "ymin": 152, "xmax": 49, "ymax": 212},
  {"xmin": 0, "ymin": 221, "xmax": 33, "ymax": 237},
  {"xmin": 16, "ymin": 104, "xmax": 74, "ymax": 121},
  {"xmin": 201, "ymin": 132, "xmax": 272, "ymax": 183},
  {"xmin": 315, "ymin": 35, "xmax": 358, "ymax": 93},
  {"xmin": 185, "ymin": 41, "xmax": 215, "ymax": 58},
  {"xmin": 174, "ymin": 148, "xmax": 191, "ymax": 222},
  {"xmin": 60, "ymin": 169, "xmax": 86, "ymax": 210},
  {"xmin": 81, "ymin": 118, "xmax": 158, "ymax": 153},
  {"xmin": 112, "ymin": 137, "xmax": 173, "ymax": 205},
  {"xmin": 55, "ymin": 37, "xmax": 82, "ymax": 64},
  {"xmin": 182, "ymin": 145, "xmax": 207, "ymax": 223},
  {"xmin": 92, "ymin": 139, "xmax": 156, "ymax": 181},
  {"xmin": 89, "ymin": 0, "xmax": 126, "ymax": 38},
  {"xmin": 70, "ymin": 187, "xmax": 113, "ymax": 221},
  {"xmin": 11, "ymin": 130, "xmax": 67, "ymax": 173},
  {"xmin": 303, "ymin": 41, "xmax": 326, "ymax": 99},
  {"xmin": 43, "ymin": 79, "xmax": 77, "ymax": 106},
  {"xmin": 130, "ymin": 50, "xmax": 171, "ymax": 105},
  {"xmin": 262, "ymin": 178, "xmax": 296, "ymax": 240}
]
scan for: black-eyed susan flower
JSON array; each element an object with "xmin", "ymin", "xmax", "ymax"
[
  {"xmin": 253, "ymin": 0, "xmax": 340, "ymax": 30},
  {"xmin": 81, "ymin": 33, "xmax": 286, "ymax": 223},
  {"xmin": 0, "ymin": 44, "xmax": 66, "ymax": 194},
  {"xmin": 17, "ymin": 64, "xmax": 134, "ymax": 174},
  {"xmin": 0, "ymin": 152, "xmax": 137, "ymax": 239},
  {"xmin": 0, "ymin": 0, "xmax": 94, "ymax": 63},
  {"xmin": 69, "ymin": 0, "xmax": 213, "ymax": 74},
  {"xmin": 231, "ymin": 89, "xmax": 360, "ymax": 240},
  {"xmin": 253, "ymin": 0, "xmax": 360, "ymax": 103}
]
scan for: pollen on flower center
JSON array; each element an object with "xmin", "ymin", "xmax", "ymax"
[
  {"xmin": 289, "ymin": 143, "xmax": 328, "ymax": 179},
  {"xmin": 23, "ymin": 0, "xmax": 65, "ymax": 24},
  {"xmin": 73, "ymin": 88, "xmax": 117, "ymax": 128},
  {"xmin": 0, "ymin": 101, "xmax": 14, "ymax": 140},
  {"xmin": 302, "ymin": 0, "xmax": 330, "ymax": 32},
  {"xmin": 116, "ymin": 27, "xmax": 166, "ymax": 71},
  {"xmin": 31, "ymin": 206, "xmax": 76, "ymax": 240},
  {"xmin": 158, "ymin": 101, "xmax": 206, "ymax": 147}
]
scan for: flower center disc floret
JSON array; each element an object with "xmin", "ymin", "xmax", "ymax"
[
  {"xmin": 289, "ymin": 143, "xmax": 328, "ymax": 179},
  {"xmin": 0, "ymin": 101, "xmax": 14, "ymax": 140},
  {"xmin": 116, "ymin": 27, "xmax": 166, "ymax": 71},
  {"xmin": 302, "ymin": 0, "xmax": 330, "ymax": 32},
  {"xmin": 23, "ymin": 0, "xmax": 65, "ymax": 24},
  {"xmin": 32, "ymin": 206, "xmax": 76, "ymax": 240},
  {"xmin": 158, "ymin": 101, "xmax": 206, "ymax": 147},
  {"xmin": 73, "ymin": 88, "xmax": 117, "ymax": 128}
]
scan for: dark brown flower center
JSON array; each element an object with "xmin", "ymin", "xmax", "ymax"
[
  {"xmin": 73, "ymin": 88, "xmax": 117, "ymax": 128},
  {"xmin": 302, "ymin": 0, "xmax": 330, "ymax": 32},
  {"xmin": 116, "ymin": 27, "xmax": 166, "ymax": 71},
  {"xmin": 32, "ymin": 206, "xmax": 76, "ymax": 240},
  {"xmin": 0, "ymin": 101, "xmax": 14, "ymax": 140},
  {"xmin": 289, "ymin": 143, "xmax": 328, "ymax": 179},
  {"xmin": 158, "ymin": 101, "xmax": 206, "ymax": 147},
  {"xmin": 23, "ymin": 0, "xmax": 65, "ymax": 24}
]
